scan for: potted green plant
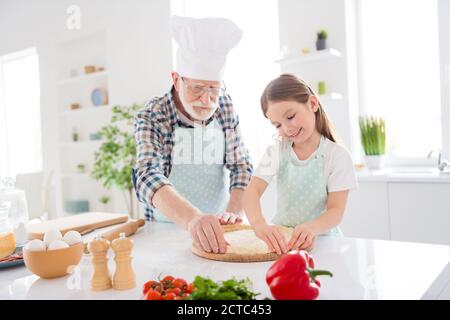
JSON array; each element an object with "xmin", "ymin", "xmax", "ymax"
[
  {"xmin": 316, "ymin": 29, "xmax": 328, "ymax": 51},
  {"xmin": 99, "ymin": 195, "xmax": 111, "ymax": 212},
  {"xmin": 359, "ymin": 116, "xmax": 386, "ymax": 170},
  {"xmin": 91, "ymin": 103, "xmax": 142, "ymax": 219},
  {"xmin": 76, "ymin": 163, "xmax": 86, "ymax": 173}
]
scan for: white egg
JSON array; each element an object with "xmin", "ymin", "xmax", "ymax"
[
  {"xmin": 47, "ymin": 240, "xmax": 69, "ymax": 250},
  {"xmin": 43, "ymin": 229, "xmax": 62, "ymax": 246},
  {"xmin": 25, "ymin": 239, "xmax": 47, "ymax": 251},
  {"xmin": 63, "ymin": 230, "xmax": 82, "ymax": 245}
]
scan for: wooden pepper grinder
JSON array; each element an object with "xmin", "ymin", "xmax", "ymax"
[
  {"xmin": 111, "ymin": 232, "xmax": 136, "ymax": 290},
  {"xmin": 88, "ymin": 235, "xmax": 112, "ymax": 291}
]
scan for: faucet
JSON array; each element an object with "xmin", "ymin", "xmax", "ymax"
[{"xmin": 427, "ymin": 149, "xmax": 450, "ymax": 171}]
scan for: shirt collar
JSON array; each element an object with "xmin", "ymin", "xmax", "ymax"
[{"xmin": 166, "ymin": 87, "xmax": 180, "ymax": 127}]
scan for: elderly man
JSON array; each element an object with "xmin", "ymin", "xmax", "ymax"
[{"xmin": 134, "ymin": 16, "xmax": 253, "ymax": 254}]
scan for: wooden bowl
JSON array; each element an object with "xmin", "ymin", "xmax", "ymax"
[{"xmin": 23, "ymin": 242, "xmax": 84, "ymax": 279}]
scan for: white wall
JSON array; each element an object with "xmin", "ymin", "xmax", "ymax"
[
  {"xmin": 277, "ymin": 0, "xmax": 361, "ymax": 160},
  {"xmin": 0, "ymin": 0, "xmax": 173, "ymax": 217},
  {"xmin": 438, "ymin": 0, "xmax": 450, "ymax": 159},
  {"xmin": 277, "ymin": 0, "xmax": 449, "ymax": 162}
]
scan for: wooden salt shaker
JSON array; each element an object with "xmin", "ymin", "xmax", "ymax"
[
  {"xmin": 111, "ymin": 232, "xmax": 136, "ymax": 290},
  {"xmin": 88, "ymin": 235, "xmax": 112, "ymax": 291}
]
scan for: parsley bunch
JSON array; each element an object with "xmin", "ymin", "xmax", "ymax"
[{"xmin": 186, "ymin": 276, "xmax": 259, "ymax": 300}]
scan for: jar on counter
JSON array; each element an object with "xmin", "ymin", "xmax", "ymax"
[
  {"xmin": 0, "ymin": 202, "xmax": 16, "ymax": 259},
  {"xmin": 0, "ymin": 177, "xmax": 29, "ymax": 245}
]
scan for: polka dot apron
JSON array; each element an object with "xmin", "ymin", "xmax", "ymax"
[
  {"xmin": 273, "ymin": 136, "xmax": 342, "ymax": 236},
  {"xmin": 152, "ymin": 118, "xmax": 229, "ymax": 222}
]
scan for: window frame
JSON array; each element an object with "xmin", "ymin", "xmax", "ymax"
[
  {"xmin": 0, "ymin": 47, "xmax": 42, "ymax": 177},
  {"xmin": 355, "ymin": 0, "xmax": 445, "ymax": 167}
]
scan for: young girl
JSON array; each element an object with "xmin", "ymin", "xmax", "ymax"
[{"xmin": 243, "ymin": 74, "xmax": 357, "ymax": 254}]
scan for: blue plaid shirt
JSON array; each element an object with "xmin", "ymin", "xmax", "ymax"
[{"xmin": 134, "ymin": 87, "xmax": 253, "ymax": 219}]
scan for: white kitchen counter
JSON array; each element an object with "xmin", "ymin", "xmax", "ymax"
[
  {"xmin": 1, "ymin": 221, "xmax": 450, "ymax": 300},
  {"xmin": 357, "ymin": 167, "xmax": 450, "ymax": 183}
]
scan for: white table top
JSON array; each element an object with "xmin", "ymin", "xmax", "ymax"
[{"xmin": 1, "ymin": 221, "xmax": 450, "ymax": 300}]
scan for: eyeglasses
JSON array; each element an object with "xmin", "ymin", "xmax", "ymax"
[{"xmin": 181, "ymin": 77, "xmax": 226, "ymax": 97}]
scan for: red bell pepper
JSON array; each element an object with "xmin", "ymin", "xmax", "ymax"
[{"xmin": 266, "ymin": 250, "xmax": 333, "ymax": 300}]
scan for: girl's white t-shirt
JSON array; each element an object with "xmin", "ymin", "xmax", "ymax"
[{"xmin": 254, "ymin": 138, "xmax": 358, "ymax": 193}]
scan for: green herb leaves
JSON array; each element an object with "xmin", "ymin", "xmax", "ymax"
[{"xmin": 186, "ymin": 276, "xmax": 259, "ymax": 300}]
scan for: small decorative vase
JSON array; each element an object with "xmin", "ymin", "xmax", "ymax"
[
  {"xmin": 318, "ymin": 81, "xmax": 327, "ymax": 95},
  {"xmin": 316, "ymin": 39, "xmax": 326, "ymax": 51},
  {"xmin": 364, "ymin": 155, "xmax": 385, "ymax": 170}
]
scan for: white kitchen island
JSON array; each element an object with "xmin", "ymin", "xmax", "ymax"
[{"xmin": 1, "ymin": 221, "xmax": 450, "ymax": 300}]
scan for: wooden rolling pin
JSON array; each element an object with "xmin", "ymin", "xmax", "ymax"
[{"xmin": 83, "ymin": 219, "xmax": 145, "ymax": 254}]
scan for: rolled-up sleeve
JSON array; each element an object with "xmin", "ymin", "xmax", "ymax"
[
  {"xmin": 223, "ymin": 97, "xmax": 253, "ymax": 190},
  {"xmin": 134, "ymin": 108, "xmax": 172, "ymax": 207}
]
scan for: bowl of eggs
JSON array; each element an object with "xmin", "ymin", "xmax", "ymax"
[{"xmin": 23, "ymin": 229, "xmax": 83, "ymax": 279}]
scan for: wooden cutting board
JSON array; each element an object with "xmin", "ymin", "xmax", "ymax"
[
  {"xmin": 191, "ymin": 224, "xmax": 283, "ymax": 263},
  {"xmin": 27, "ymin": 212, "xmax": 129, "ymax": 240}
]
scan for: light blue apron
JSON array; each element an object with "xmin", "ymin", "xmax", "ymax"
[
  {"xmin": 273, "ymin": 136, "xmax": 342, "ymax": 236},
  {"xmin": 153, "ymin": 118, "xmax": 230, "ymax": 222}
]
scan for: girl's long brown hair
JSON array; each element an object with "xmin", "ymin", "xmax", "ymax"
[{"xmin": 261, "ymin": 73, "xmax": 338, "ymax": 143}]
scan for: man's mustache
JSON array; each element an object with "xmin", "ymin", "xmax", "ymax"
[{"xmin": 192, "ymin": 100, "xmax": 209, "ymax": 108}]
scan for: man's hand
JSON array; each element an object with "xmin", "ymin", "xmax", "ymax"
[
  {"xmin": 218, "ymin": 212, "xmax": 243, "ymax": 225},
  {"xmin": 187, "ymin": 214, "xmax": 227, "ymax": 254}
]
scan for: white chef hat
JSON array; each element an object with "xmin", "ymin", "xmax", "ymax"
[{"xmin": 170, "ymin": 15, "xmax": 243, "ymax": 81}]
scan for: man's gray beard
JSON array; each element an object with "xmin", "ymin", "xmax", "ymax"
[{"xmin": 179, "ymin": 88, "xmax": 218, "ymax": 121}]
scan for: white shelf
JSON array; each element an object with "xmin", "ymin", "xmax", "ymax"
[
  {"xmin": 275, "ymin": 48, "xmax": 342, "ymax": 66},
  {"xmin": 60, "ymin": 140, "xmax": 104, "ymax": 148},
  {"xmin": 55, "ymin": 31, "xmax": 110, "ymax": 217},
  {"xmin": 57, "ymin": 70, "xmax": 108, "ymax": 86},
  {"xmin": 59, "ymin": 105, "xmax": 111, "ymax": 117}
]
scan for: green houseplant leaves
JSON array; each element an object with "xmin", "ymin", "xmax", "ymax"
[
  {"xmin": 359, "ymin": 116, "xmax": 386, "ymax": 156},
  {"xmin": 91, "ymin": 103, "xmax": 142, "ymax": 217}
]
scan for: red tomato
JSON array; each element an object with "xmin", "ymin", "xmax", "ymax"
[
  {"xmin": 166, "ymin": 288, "xmax": 182, "ymax": 295},
  {"xmin": 161, "ymin": 275, "xmax": 175, "ymax": 282},
  {"xmin": 172, "ymin": 278, "xmax": 188, "ymax": 290},
  {"xmin": 145, "ymin": 289, "xmax": 162, "ymax": 300},
  {"xmin": 162, "ymin": 292, "xmax": 176, "ymax": 300},
  {"xmin": 142, "ymin": 280, "xmax": 161, "ymax": 295},
  {"xmin": 185, "ymin": 283, "xmax": 195, "ymax": 294},
  {"xmin": 161, "ymin": 275, "xmax": 175, "ymax": 289}
]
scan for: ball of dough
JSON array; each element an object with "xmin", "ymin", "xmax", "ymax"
[
  {"xmin": 47, "ymin": 240, "xmax": 69, "ymax": 250},
  {"xmin": 25, "ymin": 239, "xmax": 47, "ymax": 252},
  {"xmin": 43, "ymin": 229, "xmax": 62, "ymax": 246},
  {"xmin": 63, "ymin": 230, "xmax": 82, "ymax": 246}
]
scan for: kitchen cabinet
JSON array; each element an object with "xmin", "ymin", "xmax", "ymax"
[
  {"xmin": 388, "ymin": 183, "xmax": 450, "ymax": 245},
  {"xmin": 340, "ymin": 182, "xmax": 390, "ymax": 240},
  {"xmin": 344, "ymin": 176, "xmax": 450, "ymax": 246}
]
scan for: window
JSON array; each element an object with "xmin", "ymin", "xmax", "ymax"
[
  {"xmin": 0, "ymin": 48, "xmax": 42, "ymax": 177},
  {"xmin": 357, "ymin": 0, "xmax": 441, "ymax": 161},
  {"xmin": 171, "ymin": 0, "xmax": 280, "ymax": 163}
]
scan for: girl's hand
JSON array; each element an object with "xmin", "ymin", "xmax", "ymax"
[
  {"xmin": 218, "ymin": 212, "xmax": 243, "ymax": 225},
  {"xmin": 288, "ymin": 224, "xmax": 317, "ymax": 251},
  {"xmin": 253, "ymin": 223, "xmax": 289, "ymax": 255}
]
